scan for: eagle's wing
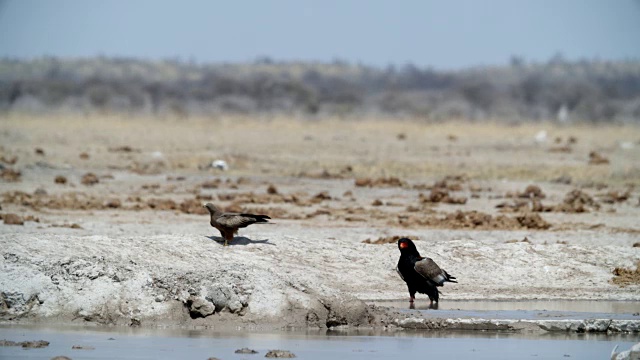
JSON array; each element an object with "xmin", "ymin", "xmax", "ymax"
[
  {"xmin": 414, "ymin": 258, "xmax": 447, "ymax": 286},
  {"xmin": 215, "ymin": 213, "xmax": 258, "ymax": 228},
  {"xmin": 396, "ymin": 266, "xmax": 405, "ymax": 281}
]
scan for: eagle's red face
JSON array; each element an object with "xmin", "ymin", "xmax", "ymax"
[{"xmin": 399, "ymin": 241, "xmax": 409, "ymax": 249}]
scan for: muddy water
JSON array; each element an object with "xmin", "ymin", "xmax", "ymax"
[{"xmin": 1, "ymin": 326, "xmax": 638, "ymax": 360}]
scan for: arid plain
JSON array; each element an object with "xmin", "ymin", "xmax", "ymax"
[{"xmin": 1, "ymin": 115, "xmax": 639, "ymax": 330}]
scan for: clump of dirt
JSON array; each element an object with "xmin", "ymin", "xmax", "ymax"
[
  {"xmin": 598, "ymin": 190, "xmax": 630, "ymax": 204},
  {"xmin": 633, "ymin": 242, "xmax": 640, "ymax": 248},
  {"xmin": 128, "ymin": 160, "xmax": 166, "ymax": 175},
  {"xmin": 1, "ymin": 168, "xmax": 21, "ymax": 182},
  {"xmin": 556, "ymin": 189, "xmax": 600, "ymax": 213},
  {"xmin": 267, "ymin": 184, "xmax": 279, "ymax": 194},
  {"xmin": 0, "ymin": 155, "xmax": 18, "ymax": 165},
  {"xmin": 362, "ymin": 235, "xmax": 413, "ymax": 244},
  {"xmin": 394, "ymin": 210, "xmax": 550, "ymax": 230},
  {"xmin": 34, "ymin": 148, "xmax": 45, "ymax": 156},
  {"xmin": 419, "ymin": 189, "xmax": 467, "ymax": 205},
  {"xmin": 548, "ymin": 145, "xmax": 572, "ymax": 153},
  {"xmin": 518, "ymin": 185, "xmax": 546, "ymax": 199},
  {"xmin": 81, "ymin": 173, "xmax": 99, "ymax": 186},
  {"xmin": 79, "ymin": 152, "xmax": 90, "ymax": 160},
  {"xmin": 108, "ymin": 145, "xmax": 139, "ymax": 153},
  {"xmin": 588, "ymin": 151, "xmax": 609, "ymax": 165},
  {"xmin": 54, "ymin": 175, "xmax": 67, "ymax": 184},
  {"xmin": 515, "ymin": 213, "xmax": 551, "ymax": 229},
  {"xmin": 299, "ymin": 166, "xmax": 353, "ymax": 179},
  {"xmin": 2, "ymin": 213, "xmax": 24, "ymax": 225},
  {"xmin": 51, "ymin": 223, "xmax": 82, "ymax": 229},
  {"xmin": 200, "ymin": 179, "xmax": 222, "ymax": 189},
  {"xmin": 611, "ymin": 261, "xmax": 640, "ymax": 287},
  {"xmin": 355, "ymin": 177, "xmax": 406, "ymax": 188}
]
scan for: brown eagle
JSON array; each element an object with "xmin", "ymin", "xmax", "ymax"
[{"xmin": 203, "ymin": 203, "xmax": 271, "ymax": 246}]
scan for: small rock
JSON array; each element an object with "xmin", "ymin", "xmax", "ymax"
[
  {"xmin": 265, "ymin": 350, "xmax": 296, "ymax": 358},
  {"xmin": 235, "ymin": 347, "xmax": 258, "ymax": 354},
  {"xmin": 211, "ymin": 160, "xmax": 228, "ymax": 171},
  {"xmin": 55, "ymin": 175, "xmax": 68, "ymax": 184},
  {"xmin": 79, "ymin": 152, "xmax": 90, "ymax": 160},
  {"xmin": 34, "ymin": 187, "xmax": 48, "ymax": 195},
  {"xmin": 130, "ymin": 317, "xmax": 141, "ymax": 327},
  {"xmin": 3, "ymin": 213, "xmax": 24, "ymax": 225},
  {"xmin": 35, "ymin": 148, "xmax": 45, "ymax": 156},
  {"xmin": 186, "ymin": 295, "xmax": 215, "ymax": 318},
  {"xmin": 51, "ymin": 357, "xmax": 73, "ymax": 360},
  {"xmin": 0, "ymin": 339, "xmax": 19, "ymax": 346},
  {"xmin": 81, "ymin": 173, "xmax": 99, "ymax": 186}
]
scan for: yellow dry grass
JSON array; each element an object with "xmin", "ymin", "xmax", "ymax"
[{"xmin": 2, "ymin": 114, "xmax": 639, "ymax": 185}]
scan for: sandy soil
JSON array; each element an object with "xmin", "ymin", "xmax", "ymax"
[{"xmin": 1, "ymin": 114, "xmax": 639, "ymax": 330}]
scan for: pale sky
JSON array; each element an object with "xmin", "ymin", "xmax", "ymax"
[{"xmin": 1, "ymin": 0, "xmax": 639, "ymax": 69}]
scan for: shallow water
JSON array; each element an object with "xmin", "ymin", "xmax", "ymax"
[
  {"xmin": 372, "ymin": 299, "xmax": 640, "ymax": 320},
  {"xmin": 1, "ymin": 325, "xmax": 639, "ymax": 360}
]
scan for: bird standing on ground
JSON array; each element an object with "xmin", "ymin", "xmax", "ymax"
[
  {"xmin": 203, "ymin": 203, "xmax": 271, "ymax": 246},
  {"xmin": 396, "ymin": 237, "xmax": 457, "ymax": 307}
]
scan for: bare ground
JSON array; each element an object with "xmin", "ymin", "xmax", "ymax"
[{"xmin": 1, "ymin": 115, "xmax": 639, "ymax": 330}]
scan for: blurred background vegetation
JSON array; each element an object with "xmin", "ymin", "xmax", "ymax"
[{"xmin": 1, "ymin": 56, "xmax": 639, "ymax": 123}]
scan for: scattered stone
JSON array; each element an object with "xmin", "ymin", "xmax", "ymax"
[
  {"xmin": 633, "ymin": 242, "xmax": 640, "ymax": 248},
  {"xmin": 588, "ymin": 151, "xmax": 609, "ymax": 165},
  {"xmin": 371, "ymin": 199, "xmax": 383, "ymax": 206},
  {"xmin": 81, "ymin": 173, "xmax": 99, "ymax": 186},
  {"xmin": 265, "ymin": 350, "xmax": 296, "ymax": 358},
  {"xmin": 0, "ymin": 339, "xmax": 19, "ymax": 346},
  {"xmin": 235, "ymin": 347, "xmax": 259, "ymax": 354},
  {"xmin": 3, "ymin": 213, "xmax": 24, "ymax": 225},
  {"xmin": 35, "ymin": 148, "xmax": 45, "ymax": 156},
  {"xmin": 34, "ymin": 188, "xmax": 47, "ymax": 196},
  {"xmin": 79, "ymin": 152, "xmax": 90, "ymax": 160},
  {"xmin": 51, "ymin": 356, "xmax": 73, "ymax": 360},
  {"xmin": 397, "ymin": 133, "xmax": 406, "ymax": 140},
  {"xmin": 55, "ymin": 175, "xmax": 68, "ymax": 184}
]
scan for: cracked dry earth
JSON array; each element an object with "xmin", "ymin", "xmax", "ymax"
[{"xmin": 1, "ymin": 116, "xmax": 640, "ymax": 331}]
